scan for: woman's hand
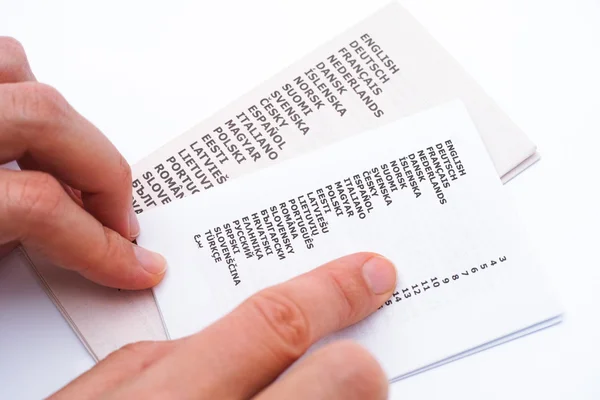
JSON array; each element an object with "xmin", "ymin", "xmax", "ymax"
[
  {"xmin": 0, "ymin": 37, "xmax": 166, "ymax": 289},
  {"xmin": 52, "ymin": 253, "xmax": 396, "ymax": 399}
]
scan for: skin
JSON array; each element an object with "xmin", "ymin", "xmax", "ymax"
[{"xmin": 0, "ymin": 37, "xmax": 397, "ymax": 399}]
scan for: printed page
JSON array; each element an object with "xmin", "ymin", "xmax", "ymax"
[
  {"xmin": 130, "ymin": 1, "xmax": 536, "ymax": 216},
  {"xmin": 138, "ymin": 101, "xmax": 560, "ymax": 379}
]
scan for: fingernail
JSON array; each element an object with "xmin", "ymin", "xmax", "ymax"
[
  {"xmin": 362, "ymin": 256, "xmax": 397, "ymax": 295},
  {"xmin": 133, "ymin": 245, "xmax": 167, "ymax": 275},
  {"xmin": 129, "ymin": 207, "xmax": 140, "ymax": 239}
]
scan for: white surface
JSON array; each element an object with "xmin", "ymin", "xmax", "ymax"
[
  {"xmin": 0, "ymin": 251, "xmax": 94, "ymax": 399},
  {"xmin": 0, "ymin": 0, "xmax": 599, "ymax": 398}
]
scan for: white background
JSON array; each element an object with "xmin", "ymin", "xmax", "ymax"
[{"xmin": 1, "ymin": 0, "xmax": 599, "ymax": 398}]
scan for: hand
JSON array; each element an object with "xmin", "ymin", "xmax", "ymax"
[
  {"xmin": 51, "ymin": 253, "xmax": 397, "ymax": 399},
  {"xmin": 0, "ymin": 37, "xmax": 166, "ymax": 289}
]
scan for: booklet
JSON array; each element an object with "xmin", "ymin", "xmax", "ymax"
[
  {"xmin": 137, "ymin": 101, "xmax": 561, "ymax": 380},
  {"xmin": 25, "ymin": 2, "xmax": 541, "ymax": 360}
]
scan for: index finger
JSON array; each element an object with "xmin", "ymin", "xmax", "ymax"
[
  {"xmin": 113, "ymin": 252, "xmax": 397, "ymax": 399},
  {"xmin": 0, "ymin": 82, "xmax": 136, "ymax": 238}
]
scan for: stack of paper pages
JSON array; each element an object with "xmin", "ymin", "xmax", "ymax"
[{"xmin": 4, "ymin": 1, "xmax": 561, "ymax": 380}]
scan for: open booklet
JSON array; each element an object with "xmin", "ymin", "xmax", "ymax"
[
  {"xmin": 137, "ymin": 101, "xmax": 561, "ymax": 380},
  {"xmin": 23, "ymin": 1, "xmax": 542, "ymax": 360}
]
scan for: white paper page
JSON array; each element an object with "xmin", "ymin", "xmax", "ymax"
[{"xmin": 138, "ymin": 101, "xmax": 560, "ymax": 379}]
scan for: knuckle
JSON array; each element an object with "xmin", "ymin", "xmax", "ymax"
[
  {"xmin": 106, "ymin": 341, "xmax": 171, "ymax": 372},
  {"xmin": 325, "ymin": 268, "xmax": 367, "ymax": 322},
  {"xmin": 115, "ymin": 155, "xmax": 133, "ymax": 188},
  {"xmin": 119, "ymin": 341, "xmax": 162, "ymax": 357},
  {"xmin": 0, "ymin": 37, "xmax": 26, "ymax": 55},
  {"xmin": 6, "ymin": 172, "xmax": 64, "ymax": 227},
  {"xmin": 91, "ymin": 227, "xmax": 129, "ymax": 272},
  {"xmin": 247, "ymin": 290, "xmax": 311, "ymax": 359},
  {"xmin": 0, "ymin": 37, "xmax": 28, "ymax": 70},
  {"xmin": 7, "ymin": 82, "xmax": 68, "ymax": 123},
  {"xmin": 325, "ymin": 341, "xmax": 388, "ymax": 399}
]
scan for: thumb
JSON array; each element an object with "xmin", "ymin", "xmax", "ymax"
[{"xmin": 0, "ymin": 169, "xmax": 166, "ymax": 289}]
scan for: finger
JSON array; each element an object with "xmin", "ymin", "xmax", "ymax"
[
  {"xmin": 0, "ymin": 37, "xmax": 35, "ymax": 83},
  {"xmin": 0, "ymin": 82, "xmax": 139, "ymax": 239},
  {"xmin": 17, "ymin": 153, "xmax": 85, "ymax": 207},
  {"xmin": 49, "ymin": 341, "xmax": 175, "ymax": 400},
  {"xmin": 255, "ymin": 341, "xmax": 388, "ymax": 400},
  {"xmin": 0, "ymin": 169, "xmax": 165, "ymax": 289},
  {"xmin": 114, "ymin": 252, "xmax": 397, "ymax": 399},
  {"xmin": 0, "ymin": 42, "xmax": 84, "ymax": 214}
]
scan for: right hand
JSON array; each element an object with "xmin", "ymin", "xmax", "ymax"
[{"xmin": 51, "ymin": 252, "xmax": 397, "ymax": 399}]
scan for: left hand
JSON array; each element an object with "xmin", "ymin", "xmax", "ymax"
[{"xmin": 0, "ymin": 36, "xmax": 166, "ymax": 289}]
